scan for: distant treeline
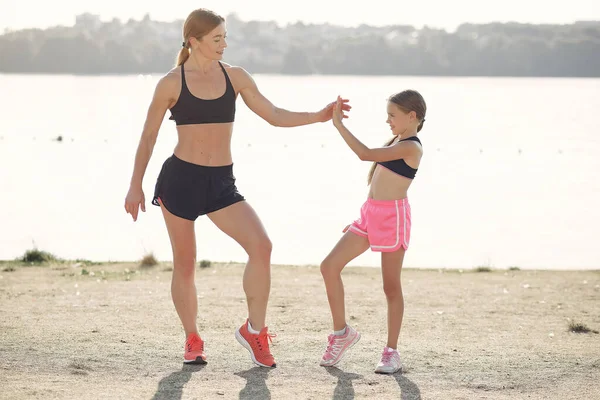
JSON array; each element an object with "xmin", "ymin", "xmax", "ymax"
[{"xmin": 1, "ymin": 13, "xmax": 599, "ymax": 77}]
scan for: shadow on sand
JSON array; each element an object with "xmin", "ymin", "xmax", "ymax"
[
  {"xmin": 234, "ymin": 366, "xmax": 273, "ymax": 400},
  {"xmin": 152, "ymin": 364, "xmax": 205, "ymax": 400}
]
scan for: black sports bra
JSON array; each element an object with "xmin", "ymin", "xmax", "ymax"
[
  {"xmin": 169, "ymin": 62, "xmax": 236, "ymax": 125},
  {"xmin": 377, "ymin": 136, "xmax": 422, "ymax": 179}
]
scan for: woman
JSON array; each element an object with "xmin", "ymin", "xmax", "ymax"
[{"xmin": 124, "ymin": 8, "xmax": 350, "ymax": 368}]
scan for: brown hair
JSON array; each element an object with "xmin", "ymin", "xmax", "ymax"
[
  {"xmin": 176, "ymin": 9, "xmax": 225, "ymax": 66},
  {"xmin": 367, "ymin": 90, "xmax": 427, "ymax": 185}
]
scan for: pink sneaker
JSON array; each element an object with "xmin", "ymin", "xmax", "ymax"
[
  {"xmin": 319, "ymin": 325, "xmax": 361, "ymax": 367},
  {"xmin": 374, "ymin": 347, "xmax": 402, "ymax": 374},
  {"xmin": 183, "ymin": 333, "xmax": 207, "ymax": 364}
]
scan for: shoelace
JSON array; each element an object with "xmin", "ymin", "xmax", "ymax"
[
  {"xmin": 380, "ymin": 351, "xmax": 396, "ymax": 364},
  {"xmin": 255, "ymin": 331, "xmax": 277, "ymax": 353},
  {"xmin": 187, "ymin": 336, "xmax": 204, "ymax": 353},
  {"xmin": 325, "ymin": 334, "xmax": 344, "ymax": 356}
]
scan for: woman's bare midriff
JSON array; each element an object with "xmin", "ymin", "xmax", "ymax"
[
  {"xmin": 368, "ymin": 164, "xmax": 414, "ymax": 200},
  {"xmin": 173, "ymin": 123, "xmax": 235, "ymax": 166}
]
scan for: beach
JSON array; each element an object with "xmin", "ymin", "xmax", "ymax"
[{"xmin": 1, "ymin": 261, "xmax": 598, "ymax": 399}]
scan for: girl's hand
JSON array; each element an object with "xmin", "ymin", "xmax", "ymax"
[
  {"xmin": 332, "ymin": 96, "xmax": 346, "ymax": 127},
  {"xmin": 317, "ymin": 96, "xmax": 350, "ymax": 123}
]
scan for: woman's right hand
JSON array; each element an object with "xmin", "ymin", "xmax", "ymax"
[
  {"xmin": 123, "ymin": 72, "xmax": 176, "ymax": 222},
  {"xmin": 124, "ymin": 185, "xmax": 146, "ymax": 222}
]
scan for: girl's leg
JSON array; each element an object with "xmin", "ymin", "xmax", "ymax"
[
  {"xmin": 381, "ymin": 248, "xmax": 406, "ymax": 349},
  {"xmin": 320, "ymin": 231, "xmax": 370, "ymax": 331}
]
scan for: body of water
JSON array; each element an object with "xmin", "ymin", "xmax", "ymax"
[{"xmin": 1, "ymin": 73, "xmax": 599, "ymax": 269}]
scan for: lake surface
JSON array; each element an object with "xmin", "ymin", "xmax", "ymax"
[{"xmin": 1, "ymin": 73, "xmax": 599, "ymax": 269}]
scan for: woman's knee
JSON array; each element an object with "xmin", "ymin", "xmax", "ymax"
[
  {"xmin": 173, "ymin": 253, "xmax": 196, "ymax": 279},
  {"xmin": 246, "ymin": 236, "xmax": 272, "ymax": 261}
]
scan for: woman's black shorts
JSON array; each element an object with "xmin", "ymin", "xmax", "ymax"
[{"xmin": 151, "ymin": 154, "xmax": 245, "ymax": 221}]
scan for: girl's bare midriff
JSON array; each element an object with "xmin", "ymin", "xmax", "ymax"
[{"xmin": 368, "ymin": 164, "xmax": 415, "ymax": 201}]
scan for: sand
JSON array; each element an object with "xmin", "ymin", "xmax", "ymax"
[{"xmin": 1, "ymin": 261, "xmax": 599, "ymax": 400}]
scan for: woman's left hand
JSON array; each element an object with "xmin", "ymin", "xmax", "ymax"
[{"xmin": 318, "ymin": 96, "xmax": 350, "ymax": 124}]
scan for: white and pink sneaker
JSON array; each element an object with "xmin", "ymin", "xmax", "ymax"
[
  {"xmin": 374, "ymin": 347, "xmax": 402, "ymax": 374},
  {"xmin": 319, "ymin": 325, "xmax": 361, "ymax": 367}
]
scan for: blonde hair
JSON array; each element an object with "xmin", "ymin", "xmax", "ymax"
[{"xmin": 176, "ymin": 9, "xmax": 225, "ymax": 66}]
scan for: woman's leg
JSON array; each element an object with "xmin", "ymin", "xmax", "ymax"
[
  {"xmin": 159, "ymin": 199, "xmax": 199, "ymax": 336},
  {"xmin": 207, "ymin": 201, "xmax": 272, "ymax": 330},
  {"xmin": 381, "ymin": 248, "xmax": 406, "ymax": 349}
]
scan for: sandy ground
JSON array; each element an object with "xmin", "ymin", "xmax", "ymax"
[{"xmin": 0, "ymin": 261, "xmax": 599, "ymax": 400}]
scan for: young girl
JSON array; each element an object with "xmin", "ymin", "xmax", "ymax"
[{"xmin": 319, "ymin": 91, "xmax": 426, "ymax": 374}]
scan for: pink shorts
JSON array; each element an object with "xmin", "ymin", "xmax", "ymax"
[{"xmin": 349, "ymin": 198, "xmax": 411, "ymax": 252}]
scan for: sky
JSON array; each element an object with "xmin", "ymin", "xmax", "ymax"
[{"xmin": 2, "ymin": 0, "xmax": 600, "ymax": 32}]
